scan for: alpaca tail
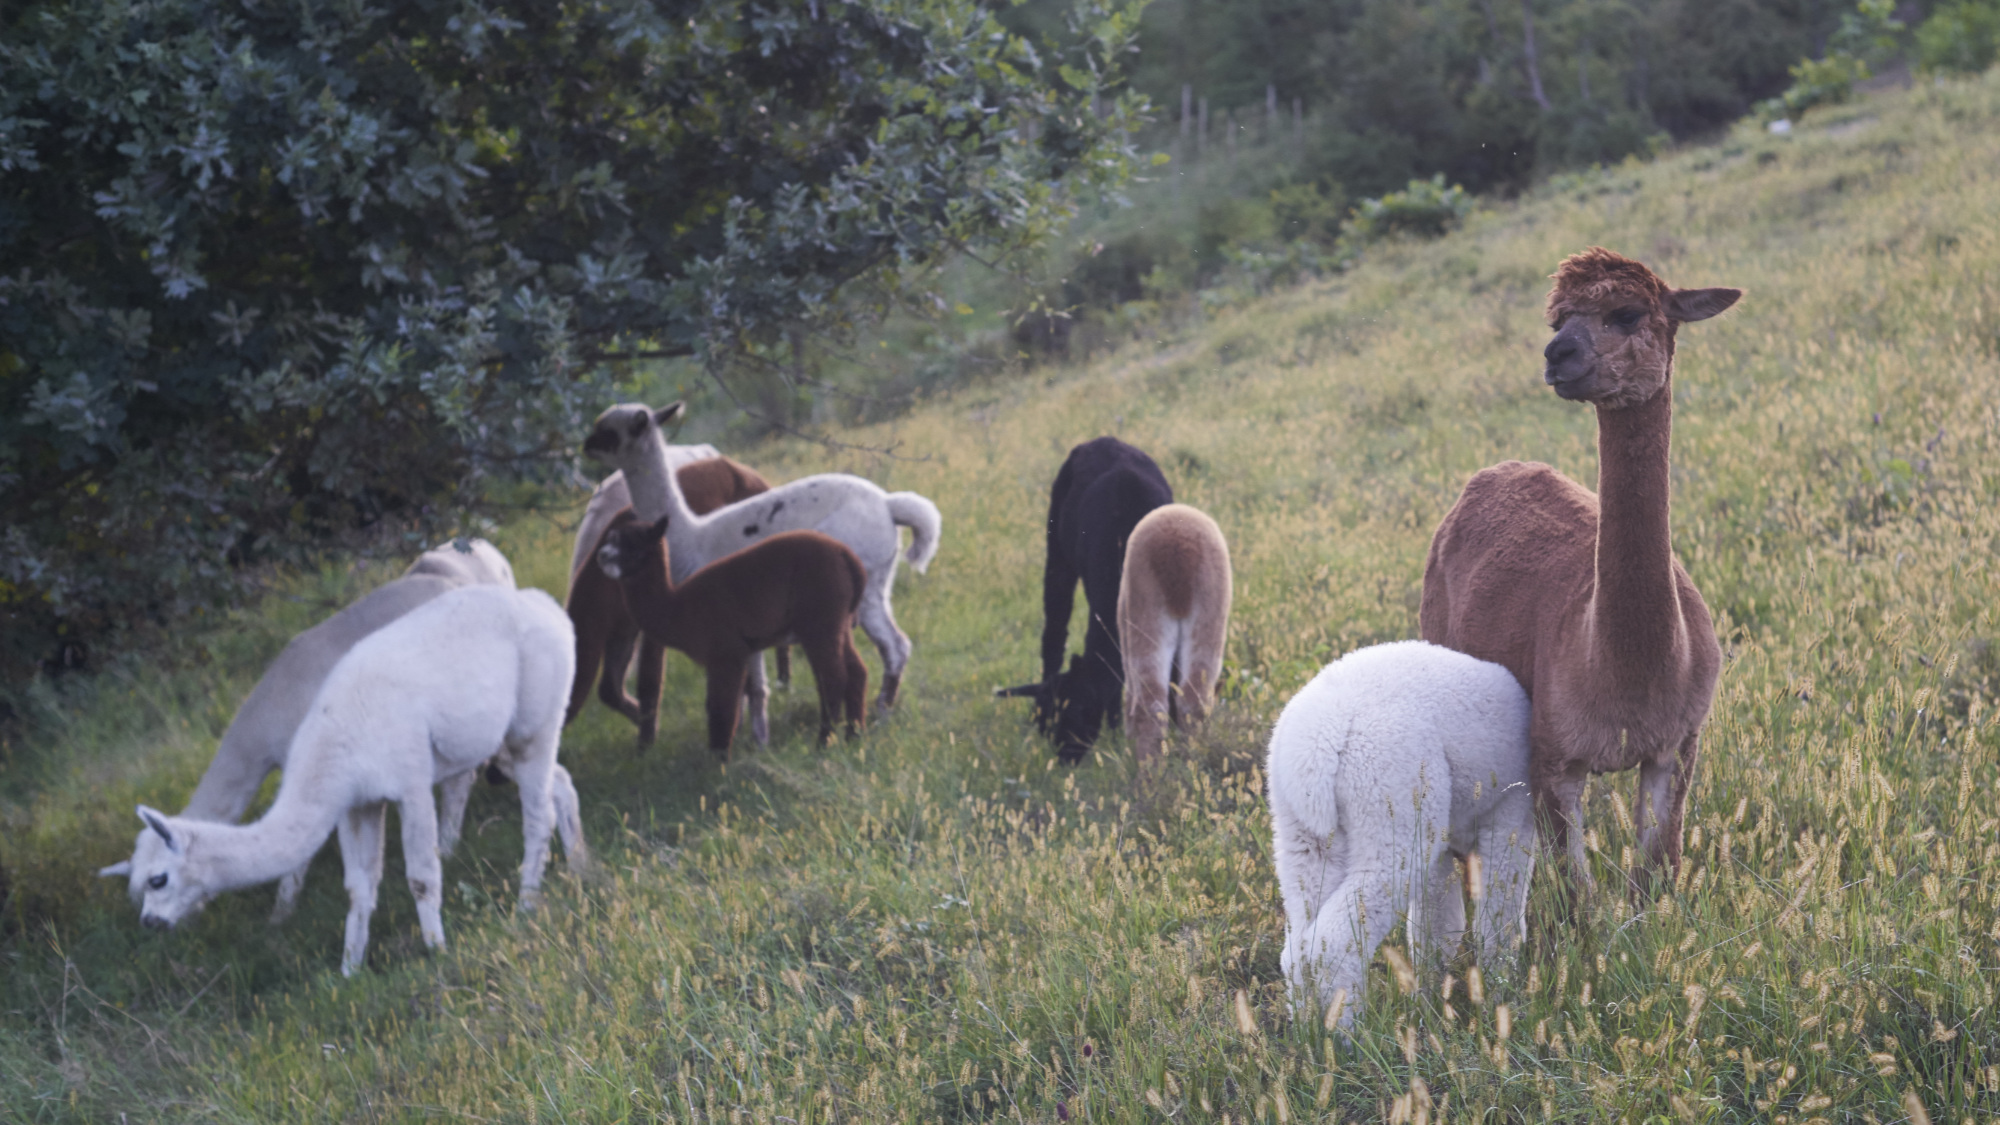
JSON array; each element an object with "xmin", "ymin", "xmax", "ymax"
[{"xmin": 886, "ymin": 492, "xmax": 943, "ymax": 574}]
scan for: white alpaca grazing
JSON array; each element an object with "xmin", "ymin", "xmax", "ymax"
[
  {"xmin": 122, "ymin": 585, "xmax": 587, "ymax": 976},
  {"xmin": 582, "ymin": 401, "xmax": 941, "ymax": 736},
  {"xmin": 101, "ymin": 540, "xmax": 516, "ymax": 921},
  {"xmin": 1268, "ymin": 641, "xmax": 1536, "ymax": 1029}
]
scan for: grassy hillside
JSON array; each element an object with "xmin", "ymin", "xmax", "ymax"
[{"xmin": 7, "ymin": 72, "xmax": 2000, "ymax": 1123}]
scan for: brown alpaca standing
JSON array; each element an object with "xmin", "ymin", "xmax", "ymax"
[
  {"xmin": 594, "ymin": 510, "xmax": 868, "ymax": 755},
  {"xmin": 565, "ymin": 457, "xmax": 775, "ymax": 746},
  {"xmin": 1420, "ymin": 247, "xmax": 1742, "ymax": 896},
  {"xmin": 1118, "ymin": 504, "xmax": 1232, "ymax": 768}
]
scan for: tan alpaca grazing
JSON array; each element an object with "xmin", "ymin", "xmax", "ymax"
[
  {"xmin": 1118, "ymin": 504, "xmax": 1232, "ymax": 768},
  {"xmin": 1420, "ymin": 247, "xmax": 1742, "ymax": 898}
]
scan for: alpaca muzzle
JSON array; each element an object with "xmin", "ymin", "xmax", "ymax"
[{"xmin": 141, "ymin": 912, "xmax": 172, "ymax": 931}]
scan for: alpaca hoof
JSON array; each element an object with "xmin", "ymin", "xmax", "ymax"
[
  {"xmin": 517, "ymin": 888, "xmax": 543, "ymax": 914},
  {"xmin": 878, "ymin": 674, "xmax": 901, "ymax": 710},
  {"xmin": 635, "ymin": 721, "xmax": 656, "ymax": 753}
]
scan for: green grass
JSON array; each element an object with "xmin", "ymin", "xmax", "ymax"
[{"xmin": 7, "ymin": 72, "xmax": 2000, "ymax": 1123}]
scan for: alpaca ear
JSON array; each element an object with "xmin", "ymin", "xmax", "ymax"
[
  {"xmin": 1665, "ymin": 287, "xmax": 1742, "ymax": 323},
  {"xmin": 652, "ymin": 401, "xmax": 687, "ymax": 428},
  {"xmin": 99, "ymin": 860, "xmax": 133, "ymax": 878},
  {"xmin": 137, "ymin": 805, "xmax": 179, "ymax": 853},
  {"xmin": 995, "ymin": 682, "xmax": 1044, "ymax": 698},
  {"xmin": 647, "ymin": 514, "xmax": 670, "ymax": 541}
]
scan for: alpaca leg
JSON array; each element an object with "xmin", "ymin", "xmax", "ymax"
[
  {"xmin": 1542, "ymin": 770, "xmax": 1596, "ymax": 901},
  {"xmin": 1297, "ymin": 865, "xmax": 1407, "ymax": 1029},
  {"xmin": 436, "ymin": 768, "xmax": 476, "ymax": 859},
  {"xmin": 398, "ymin": 788, "xmax": 447, "ymax": 952},
  {"xmin": 1473, "ymin": 795, "xmax": 1538, "ymax": 958},
  {"xmin": 857, "ymin": 576, "xmax": 911, "ymax": 713},
  {"xmin": 1272, "ymin": 797, "xmax": 1348, "ymax": 1014},
  {"xmin": 774, "ymin": 645, "xmax": 792, "ymax": 690},
  {"xmin": 743, "ymin": 653, "xmax": 771, "ymax": 747},
  {"xmin": 270, "ymin": 861, "xmax": 310, "ymax": 926},
  {"xmin": 706, "ymin": 659, "xmax": 750, "ymax": 756},
  {"xmin": 548, "ymin": 764, "xmax": 590, "ymax": 871},
  {"xmin": 1182, "ymin": 598, "xmax": 1229, "ymax": 727},
  {"xmin": 565, "ymin": 635, "xmax": 600, "ymax": 727},
  {"xmin": 799, "ymin": 635, "xmax": 845, "ymax": 746},
  {"xmin": 1420, "ymin": 851, "xmax": 1468, "ymax": 961},
  {"xmin": 337, "ymin": 802, "xmax": 388, "ymax": 977},
  {"xmin": 1634, "ymin": 734, "xmax": 1699, "ymax": 893},
  {"xmin": 596, "ymin": 615, "xmax": 641, "ymax": 719},
  {"xmin": 633, "ymin": 636, "xmax": 665, "ymax": 748},
  {"xmin": 1122, "ymin": 623, "xmax": 1174, "ymax": 769},
  {"xmin": 510, "ymin": 741, "xmax": 561, "ymax": 912},
  {"xmin": 842, "ymin": 634, "xmax": 869, "ymax": 737}
]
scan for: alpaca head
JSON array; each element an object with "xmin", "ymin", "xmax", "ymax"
[
  {"xmin": 595, "ymin": 511, "xmax": 671, "ymax": 582},
  {"xmin": 583, "ymin": 401, "xmax": 686, "ymax": 473},
  {"xmin": 996, "ymin": 655, "xmax": 1106, "ymax": 761},
  {"xmin": 1542, "ymin": 247, "xmax": 1741, "ymax": 409},
  {"xmin": 122, "ymin": 806, "xmax": 214, "ymax": 930}
]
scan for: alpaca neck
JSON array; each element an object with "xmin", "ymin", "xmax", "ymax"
[
  {"xmin": 623, "ymin": 432, "xmax": 698, "ymax": 528},
  {"xmin": 1590, "ymin": 375, "xmax": 1682, "ymax": 673},
  {"xmin": 619, "ymin": 552, "xmax": 701, "ymax": 660},
  {"xmin": 190, "ymin": 785, "xmax": 342, "ymax": 892},
  {"xmin": 181, "ymin": 755, "xmax": 266, "ymax": 822}
]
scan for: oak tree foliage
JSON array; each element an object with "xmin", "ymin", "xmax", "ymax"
[{"xmin": 0, "ymin": 0, "xmax": 1145, "ymax": 668}]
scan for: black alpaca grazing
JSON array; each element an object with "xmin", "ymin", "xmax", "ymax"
[{"xmin": 998, "ymin": 437, "xmax": 1173, "ymax": 760}]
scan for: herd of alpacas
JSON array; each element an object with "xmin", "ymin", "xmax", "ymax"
[{"xmin": 101, "ymin": 248, "xmax": 1742, "ymax": 1034}]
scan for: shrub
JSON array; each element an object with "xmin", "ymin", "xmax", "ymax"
[
  {"xmin": 1267, "ymin": 180, "xmax": 1349, "ymax": 247},
  {"xmin": 1915, "ymin": 0, "xmax": 2000, "ymax": 75},
  {"xmin": 1338, "ymin": 175, "xmax": 1472, "ymax": 254}
]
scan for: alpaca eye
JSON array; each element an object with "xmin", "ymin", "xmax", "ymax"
[
  {"xmin": 1611, "ymin": 308, "xmax": 1644, "ymax": 328},
  {"xmin": 148, "ymin": 873, "xmax": 168, "ymax": 890}
]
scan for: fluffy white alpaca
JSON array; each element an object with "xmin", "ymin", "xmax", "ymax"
[
  {"xmin": 1268, "ymin": 640, "xmax": 1536, "ymax": 1029},
  {"xmin": 101, "ymin": 540, "xmax": 516, "ymax": 921},
  {"xmin": 567, "ymin": 446, "xmax": 719, "ymax": 583},
  {"xmin": 123, "ymin": 584, "xmax": 587, "ymax": 976},
  {"xmin": 582, "ymin": 401, "xmax": 941, "ymax": 735}
]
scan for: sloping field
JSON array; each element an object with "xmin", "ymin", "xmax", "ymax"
[{"xmin": 6, "ymin": 73, "xmax": 2000, "ymax": 1123}]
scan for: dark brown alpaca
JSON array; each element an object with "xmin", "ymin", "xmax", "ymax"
[
  {"xmin": 595, "ymin": 510, "xmax": 868, "ymax": 756},
  {"xmin": 1420, "ymin": 247, "xmax": 1742, "ymax": 897},
  {"xmin": 566, "ymin": 457, "xmax": 776, "ymax": 746}
]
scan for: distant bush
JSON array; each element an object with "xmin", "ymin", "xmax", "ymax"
[
  {"xmin": 1760, "ymin": 0, "xmax": 1904, "ymax": 121},
  {"xmin": 1339, "ymin": 175, "xmax": 1473, "ymax": 252},
  {"xmin": 1916, "ymin": 0, "xmax": 2000, "ymax": 75},
  {"xmin": 1266, "ymin": 180, "xmax": 1348, "ymax": 247}
]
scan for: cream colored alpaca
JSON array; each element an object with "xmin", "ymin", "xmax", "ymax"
[{"xmin": 1117, "ymin": 504, "xmax": 1231, "ymax": 767}]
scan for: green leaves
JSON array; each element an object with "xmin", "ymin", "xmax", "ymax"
[{"xmin": 0, "ymin": 0, "xmax": 1144, "ymax": 666}]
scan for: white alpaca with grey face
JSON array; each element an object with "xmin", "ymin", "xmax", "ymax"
[
  {"xmin": 100, "ymin": 539, "xmax": 517, "ymax": 923},
  {"xmin": 121, "ymin": 584, "xmax": 588, "ymax": 977}
]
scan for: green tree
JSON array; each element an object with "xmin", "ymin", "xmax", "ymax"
[{"xmin": 0, "ymin": 0, "xmax": 1144, "ymax": 669}]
